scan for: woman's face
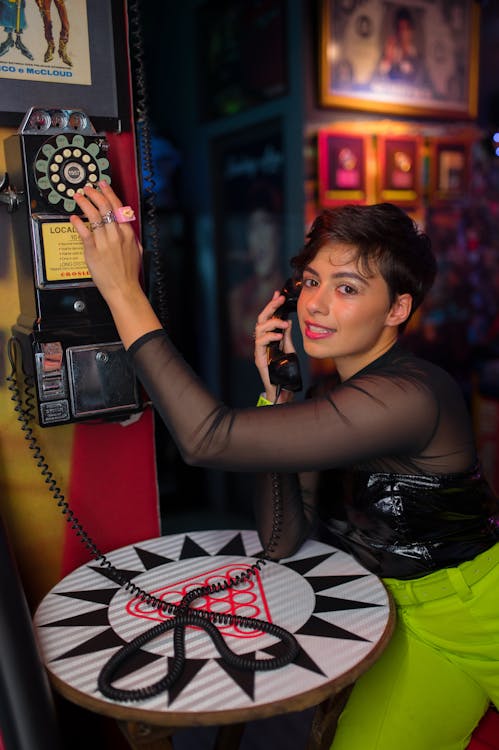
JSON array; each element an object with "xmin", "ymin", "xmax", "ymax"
[{"xmin": 297, "ymin": 243, "xmax": 409, "ymax": 380}]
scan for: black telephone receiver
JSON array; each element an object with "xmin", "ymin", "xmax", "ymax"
[{"xmin": 267, "ymin": 277, "xmax": 303, "ymax": 393}]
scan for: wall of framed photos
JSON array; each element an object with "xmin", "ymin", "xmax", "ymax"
[{"xmin": 307, "ymin": 119, "xmax": 480, "ymax": 228}]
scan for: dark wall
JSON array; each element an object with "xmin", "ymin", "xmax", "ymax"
[
  {"xmin": 136, "ymin": 1, "xmax": 309, "ymax": 518},
  {"xmin": 139, "ymin": 1, "xmax": 306, "ymax": 384}
]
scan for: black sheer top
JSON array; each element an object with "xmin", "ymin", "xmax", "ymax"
[{"xmin": 129, "ymin": 330, "xmax": 499, "ymax": 579}]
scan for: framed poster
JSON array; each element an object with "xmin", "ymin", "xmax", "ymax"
[
  {"xmin": 0, "ymin": 0, "xmax": 129, "ymax": 131},
  {"xmin": 318, "ymin": 130, "xmax": 369, "ymax": 206},
  {"xmin": 196, "ymin": 0, "xmax": 287, "ymax": 121},
  {"xmin": 428, "ymin": 137, "xmax": 471, "ymax": 202},
  {"xmin": 377, "ymin": 134, "xmax": 422, "ymax": 204},
  {"xmin": 319, "ymin": 0, "xmax": 479, "ymax": 119},
  {"xmin": 212, "ymin": 119, "xmax": 286, "ymax": 408}
]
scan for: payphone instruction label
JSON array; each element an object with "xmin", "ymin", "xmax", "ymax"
[{"xmin": 39, "ymin": 220, "xmax": 91, "ymax": 283}]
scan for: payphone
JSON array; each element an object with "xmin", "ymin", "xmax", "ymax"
[{"xmin": 4, "ymin": 106, "xmax": 142, "ymax": 427}]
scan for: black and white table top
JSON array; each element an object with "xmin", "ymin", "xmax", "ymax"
[{"xmin": 34, "ymin": 530, "xmax": 394, "ymax": 725}]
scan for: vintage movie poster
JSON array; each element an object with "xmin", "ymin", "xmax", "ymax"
[{"xmin": 0, "ymin": 0, "xmax": 91, "ymax": 85}]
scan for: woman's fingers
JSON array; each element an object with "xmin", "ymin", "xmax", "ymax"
[
  {"xmin": 77, "ymin": 181, "xmax": 122, "ymax": 214},
  {"xmin": 72, "ymin": 183, "xmax": 130, "ymax": 223},
  {"xmin": 68, "ymin": 182, "xmax": 143, "ymax": 305},
  {"xmin": 73, "ymin": 185, "xmax": 109, "ymax": 218},
  {"xmin": 253, "ymin": 289, "xmax": 299, "ymax": 401},
  {"xmin": 95, "ymin": 180, "xmax": 124, "ymax": 210},
  {"xmin": 255, "ymin": 321, "xmax": 286, "ymax": 347},
  {"xmin": 254, "ymin": 291, "xmax": 294, "ymax": 356},
  {"xmin": 69, "ymin": 212, "xmax": 91, "ymax": 238},
  {"xmin": 256, "ymin": 291, "xmax": 285, "ymax": 325},
  {"xmin": 71, "ymin": 184, "xmax": 137, "ymax": 251},
  {"xmin": 281, "ymin": 319, "xmax": 295, "ymax": 353}
]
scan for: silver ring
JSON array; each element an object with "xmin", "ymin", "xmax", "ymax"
[
  {"xmin": 101, "ymin": 209, "xmax": 116, "ymax": 224},
  {"xmin": 90, "ymin": 219, "xmax": 105, "ymax": 231}
]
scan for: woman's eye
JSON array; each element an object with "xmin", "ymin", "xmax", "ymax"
[
  {"xmin": 338, "ymin": 284, "xmax": 357, "ymax": 295},
  {"xmin": 303, "ymin": 277, "xmax": 318, "ymax": 288}
]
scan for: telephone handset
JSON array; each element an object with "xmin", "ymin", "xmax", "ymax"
[
  {"xmin": 267, "ymin": 277, "xmax": 303, "ymax": 393},
  {"xmin": 5, "ymin": 106, "xmax": 142, "ymax": 427}
]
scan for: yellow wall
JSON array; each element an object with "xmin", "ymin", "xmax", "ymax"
[{"xmin": 0, "ymin": 126, "xmax": 71, "ymax": 606}]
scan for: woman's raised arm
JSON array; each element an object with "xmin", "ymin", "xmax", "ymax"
[{"xmin": 70, "ymin": 182, "xmax": 162, "ymax": 349}]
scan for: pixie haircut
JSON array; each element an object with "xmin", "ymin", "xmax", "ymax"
[{"xmin": 291, "ymin": 203, "xmax": 437, "ymax": 330}]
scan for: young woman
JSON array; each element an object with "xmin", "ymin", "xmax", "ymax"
[{"xmin": 71, "ymin": 183, "xmax": 499, "ymax": 750}]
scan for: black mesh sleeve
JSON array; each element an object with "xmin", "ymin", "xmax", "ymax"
[
  {"xmin": 130, "ymin": 330, "xmax": 478, "ymax": 559},
  {"xmin": 130, "ymin": 330, "xmax": 476, "ymax": 474}
]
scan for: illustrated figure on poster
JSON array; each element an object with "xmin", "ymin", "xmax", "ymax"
[
  {"xmin": 35, "ymin": 0, "xmax": 71, "ymax": 66},
  {"xmin": 376, "ymin": 6, "xmax": 426, "ymax": 85},
  {"xmin": 228, "ymin": 181, "xmax": 284, "ymax": 360},
  {"xmin": 0, "ymin": 0, "xmax": 33, "ymax": 59}
]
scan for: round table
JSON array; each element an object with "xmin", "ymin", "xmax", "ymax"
[{"xmin": 34, "ymin": 530, "xmax": 395, "ymax": 749}]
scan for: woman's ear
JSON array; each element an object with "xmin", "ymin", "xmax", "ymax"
[{"xmin": 386, "ymin": 293, "xmax": 413, "ymax": 328}]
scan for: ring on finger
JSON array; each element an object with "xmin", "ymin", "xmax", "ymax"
[
  {"xmin": 101, "ymin": 209, "xmax": 116, "ymax": 224},
  {"xmin": 114, "ymin": 206, "xmax": 136, "ymax": 223},
  {"xmin": 89, "ymin": 219, "xmax": 105, "ymax": 231}
]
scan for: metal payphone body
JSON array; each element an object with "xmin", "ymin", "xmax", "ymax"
[{"xmin": 5, "ymin": 107, "xmax": 141, "ymax": 426}]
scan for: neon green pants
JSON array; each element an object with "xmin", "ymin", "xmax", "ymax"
[{"xmin": 331, "ymin": 543, "xmax": 499, "ymax": 750}]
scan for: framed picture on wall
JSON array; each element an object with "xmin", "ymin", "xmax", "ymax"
[
  {"xmin": 318, "ymin": 130, "xmax": 369, "ymax": 206},
  {"xmin": 0, "ymin": 0, "xmax": 128, "ymax": 131},
  {"xmin": 212, "ymin": 119, "xmax": 286, "ymax": 408},
  {"xmin": 376, "ymin": 134, "xmax": 422, "ymax": 204},
  {"xmin": 196, "ymin": 0, "xmax": 287, "ymax": 121},
  {"xmin": 429, "ymin": 137, "xmax": 472, "ymax": 202},
  {"xmin": 319, "ymin": 0, "xmax": 480, "ymax": 119}
]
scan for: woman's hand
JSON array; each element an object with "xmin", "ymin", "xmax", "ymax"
[
  {"xmin": 70, "ymin": 181, "xmax": 142, "ymax": 305},
  {"xmin": 70, "ymin": 181, "xmax": 162, "ymax": 349},
  {"xmin": 254, "ymin": 291, "xmax": 296, "ymax": 404}
]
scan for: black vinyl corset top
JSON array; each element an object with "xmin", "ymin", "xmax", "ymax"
[{"xmin": 329, "ymin": 465, "xmax": 499, "ymax": 579}]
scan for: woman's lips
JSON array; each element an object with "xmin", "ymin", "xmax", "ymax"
[{"xmin": 304, "ymin": 321, "xmax": 335, "ymax": 340}]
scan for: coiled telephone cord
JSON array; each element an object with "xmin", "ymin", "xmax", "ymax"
[
  {"xmin": 7, "ymin": 337, "xmax": 299, "ymax": 702},
  {"xmin": 128, "ymin": 0, "xmax": 169, "ymax": 330}
]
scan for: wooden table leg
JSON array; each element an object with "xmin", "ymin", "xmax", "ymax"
[
  {"xmin": 306, "ymin": 684, "xmax": 354, "ymax": 750},
  {"xmin": 117, "ymin": 720, "xmax": 178, "ymax": 750},
  {"xmin": 118, "ymin": 720, "xmax": 246, "ymax": 750},
  {"xmin": 213, "ymin": 722, "xmax": 246, "ymax": 750}
]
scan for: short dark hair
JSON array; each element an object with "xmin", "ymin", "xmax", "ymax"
[{"xmin": 290, "ymin": 203, "xmax": 436, "ymax": 330}]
